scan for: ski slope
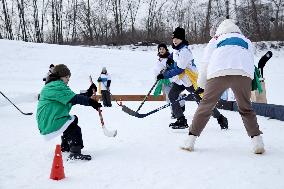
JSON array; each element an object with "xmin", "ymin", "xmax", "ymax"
[{"xmin": 0, "ymin": 39, "xmax": 284, "ymax": 189}]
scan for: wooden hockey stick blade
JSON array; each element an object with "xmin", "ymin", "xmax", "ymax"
[{"xmin": 103, "ymin": 126, "xmax": 117, "ymax": 137}]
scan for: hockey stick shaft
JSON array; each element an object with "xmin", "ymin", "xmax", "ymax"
[
  {"xmin": 97, "ymin": 108, "xmax": 117, "ymax": 137},
  {"xmin": 0, "ymin": 91, "xmax": 33, "ymax": 115},
  {"xmin": 122, "ymin": 94, "xmax": 190, "ymax": 118},
  {"xmin": 136, "ymin": 80, "xmax": 159, "ymax": 112}
]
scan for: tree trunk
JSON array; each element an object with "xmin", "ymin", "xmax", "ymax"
[
  {"xmin": 51, "ymin": 0, "xmax": 56, "ymax": 43},
  {"xmin": 71, "ymin": 0, "xmax": 77, "ymax": 43},
  {"xmin": 33, "ymin": 0, "xmax": 43, "ymax": 42},
  {"xmin": 16, "ymin": 0, "xmax": 28, "ymax": 41},
  {"xmin": 86, "ymin": 0, "xmax": 93, "ymax": 42},
  {"xmin": 250, "ymin": 0, "xmax": 262, "ymax": 40},
  {"xmin": 1, "ymin": 0, "xmax": 14, "ymax": 39},
  {"xmin": 204, "ymin": 0, "xmax": 212, "ymax": 41}
]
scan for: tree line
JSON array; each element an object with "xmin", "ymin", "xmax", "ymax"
[{"xmin": 0, "ymin": 0, "xmax": 283, "ymax": 45}]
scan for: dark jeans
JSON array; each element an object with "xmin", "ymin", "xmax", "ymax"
[
  {"xmin": 168, "ymin": 83, "xmax": 221, "ymax": 119},
  {"xmin": 101, "ymin": 90, "xmax": 112, "ymax": 107},
  {"xmin": 62, "ymin": 115, "xmax": 84, "ymax": 150}
]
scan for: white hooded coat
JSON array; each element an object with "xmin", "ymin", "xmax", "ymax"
[{"xmin": 197, "ymin": 19, "xmax": 254, "ymax": 89}]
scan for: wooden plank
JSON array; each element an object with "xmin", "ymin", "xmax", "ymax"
[{"xmin": 96, "ymin": 95, "xmax": 166, "ymax": 101}]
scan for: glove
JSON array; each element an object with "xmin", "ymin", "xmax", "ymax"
[
  {"xmin": 166, "ymin": 58, "xmax": 174, "ymax": 66},
  {"xmin": 97, "ymin": 78, "xmax": 102, "ymax": 82},
  {"xmin": 88, "ymin": 98, "xmax": 102, "ymax": 110},
  {"xmin": 194, "ymin": 87, "xmax": 204, "ymax": 95},
  {"xmin": 157, "ymin": 73, "xmax": 164, "ymax": 80}
]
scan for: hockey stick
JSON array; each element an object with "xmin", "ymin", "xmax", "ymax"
[
  {"xmin": 122, "ymin": 94, "xmax": 191, "ymax": 118},
  {"xmin": 136, "ymin": 80, "xmax": 159, "ymax": 112},
  {"xmin": 98, "ymin": 108, "xmax": 117, "ymax": 137},
  {"xmin": 0, "ymin": 91, "xmax": 33, "ymax": 115},
  {"xmin": 258, "ymin": 51, "xmax": 273, "ymax": 78}
]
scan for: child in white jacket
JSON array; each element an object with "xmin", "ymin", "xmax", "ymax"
[{"xmin": 153, "ymin": 43, "xmax": 185, "ymax": 119}]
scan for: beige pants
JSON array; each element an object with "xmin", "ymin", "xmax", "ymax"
[{"xmin": 190, "ymin": 75, "xmax": 263, "ymax": 137}]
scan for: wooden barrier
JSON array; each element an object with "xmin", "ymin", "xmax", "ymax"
[{"xmin": 96, "ymin": 95, "xmax": 166, "ymax": 101}]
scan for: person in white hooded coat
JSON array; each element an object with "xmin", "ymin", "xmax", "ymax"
[{"xmin": 181, "ymin": 19, "xmax": 265, "ymax": 154}]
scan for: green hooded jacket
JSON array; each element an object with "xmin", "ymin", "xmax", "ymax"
[{"xmin": 36, "ymin": 80, "xmax": 76, "ymax": 135}]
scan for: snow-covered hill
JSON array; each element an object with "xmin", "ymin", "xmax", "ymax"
[{"xmin": 0, "ymin": 39, "xmax": 284, "ymax": 189}]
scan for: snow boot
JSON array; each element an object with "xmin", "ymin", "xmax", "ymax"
[
  {"xmin": 61, "ymin": 136, "xmax": 70, "ymax": 152},
  {"xmin": 68, "ymin": 146, "xmax": 92, "ymax": 161},
  {"xmin": 217, "ymin": 115, "xmax": 228, "ymax": 130},
  {"xmin": 251, "ymin": 135, "xmax": 265, "ymax": 154},
  {"xmin": 181, "ymin": 134, "xmax": 197, "ymax": 151},
  {"xmin": 169, "ymin": 116, "xmax": 189, "ymax": 129}
]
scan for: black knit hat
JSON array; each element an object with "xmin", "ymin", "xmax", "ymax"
[
  {"xmin": 52, "ymin": 64, "xmax": 71, "ymax": 77},
  {"xmin": 172, "ymin": 27, "xmax": 185, "ymax": 40},
  {"xmin": 49, "ymin": 64, "xmax": 54, "ymax": 68},
  {"xmin": 158, "ymin": 43, "xmax": 168, "ymax": 51}
]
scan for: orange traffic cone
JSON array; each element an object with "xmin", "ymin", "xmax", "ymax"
[{"xmin": 50, "ymin": 144, "xmax": 65, "ymax": 180}]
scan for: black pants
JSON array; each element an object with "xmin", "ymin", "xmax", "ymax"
[
  {"xmin": 101, "ymin": 90, "xmax": 112, "ymax": 107},
  {"xmin": 168, "ymin": 83, "xmax": 221, "ymax": 119},
  {"xmin": 61, "ymin": 115, "xmax": 84, "ymax": 150}
]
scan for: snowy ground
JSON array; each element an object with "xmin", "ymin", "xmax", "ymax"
[{"xmin": 0, "ymin": 39, "xmax": 284, "ymax": 189}]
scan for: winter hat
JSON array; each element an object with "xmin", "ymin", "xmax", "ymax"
[
  {"xmin": 215, "ymin": 19, "xmax": 242, "ymax": 36},
  {"xmin": 158, "ymin": 43, "xmax": 168, "ymax": 51},
  {"xmin": 52, "ymin": 64, "xmax": 71, "ymax": 77},
  {"xmin": 49, "ymin": 64, "xmax": 55, "ymax": 68},
  {"xmin": 210, "ymin": 17, "xmax": 226, "ymax": 37},
  {"xmin": 172, "ymin": 27, "xmax": 185, "ymax": 40}
]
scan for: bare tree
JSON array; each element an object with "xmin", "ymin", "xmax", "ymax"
[
  {"xmin": 1, "ymin": 0, "xmax": 14, "ymax": 39},
  {"xmin": 128, "ymin": 0, "xmax": 140, "ymax": 38},
  {"xmin": 50, "ymin": 0, "xmax": 63, "ymax": 43},
  {"xmin": 71, "ymin": 0, "xmax": 77, "ymax": 42},
  {"xmin": 85, "ymin": 0, "xmax": 93, "ymax": 42},
  {"xmin": 270, "ymin": 0, "xmax": 283, "ymax": 39},
  {"xmin": 250, "ymin": 0, "xmax": 262, "ymax": 40},
  {"xmin": 145, "ymin": 0, "xmax": 168, "ymax": 41},
  {"xmin": 40, "ymin": 0, "xmax": 49, "ymax": 41},
  {"xmin": 16, "ymin": 0, "xmax": 28, "ymax": 41},
  {"xmin": 33, "ymin": 0, "xmax": 43, "ymax": 42},
  {"xmin": 203, "ymin": 0, "xmax": 212, "ymax": 41}
]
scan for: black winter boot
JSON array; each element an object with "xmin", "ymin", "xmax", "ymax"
[
  {"xmin": 68, "ymin": 145, "xmax": 92, "ymax": 161},
  {"xmin": 169, "ymin": 116, "xmax": 189, "ymax": 129},
  {"xmin": 217, "ymin": 115, "xmax": 228, "ymax": 130},
  {"xmin": 61, "ymin": 136, "xmax": 70, "ymax": 152}
]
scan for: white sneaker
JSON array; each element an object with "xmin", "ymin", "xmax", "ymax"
[
  {"xmin": 251, "ymin": 135, "xmax": 265, "ymax": 154},
  {"xmin": 181, "ymin": 135, "xmax": 197, "ymax": 151}
]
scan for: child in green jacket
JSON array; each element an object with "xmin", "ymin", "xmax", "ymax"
[{"xmin": 37, "ymin": 64, "xmax": 102, "ymax": 160}]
